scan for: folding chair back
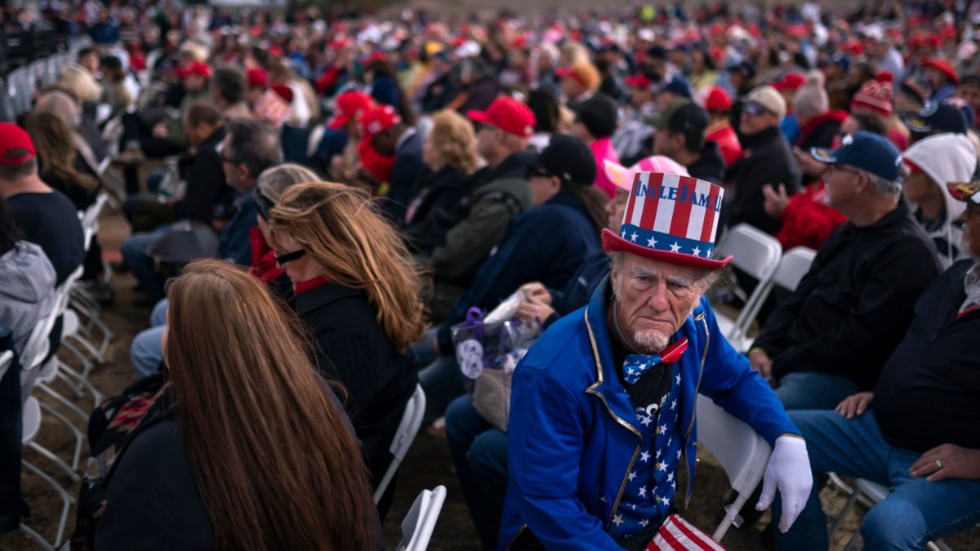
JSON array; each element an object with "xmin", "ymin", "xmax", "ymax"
[
  {"xmin": 374, "ymin": 385, "xmax": 427, "ymax": 503},
  {"xmin": 395, "ymin": 485, "xmax": 447, "ymax": 551},
  {"xmin": 695, "ymin": 394, "xmax": 772, "ymax": 542},
  {"xmin": 712, "ymin": 224, "xmax": 782, "ymax": 349},
  {"xmin": 772, "ymin": 247, "xmax": 816, "ymax": 293}
]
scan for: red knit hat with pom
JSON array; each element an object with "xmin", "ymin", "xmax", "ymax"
[{"xmin": 851, "ymin": 74, "xmax": 894, "ymax": 117}]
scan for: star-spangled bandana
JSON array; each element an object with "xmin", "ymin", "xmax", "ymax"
[
  {"xmin": 621, "ymin": 338, "xmax": 688, "ymax": 386},
  {"xmin": 609, "ymin": 362, "xmax": 683, "ymax": 538}
]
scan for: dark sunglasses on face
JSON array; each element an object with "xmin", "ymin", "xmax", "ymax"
[{"xmin": 274, "ymin": 248, "xmax": 306, "ymax": 267}]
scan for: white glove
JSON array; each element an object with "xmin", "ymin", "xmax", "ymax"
[{"xmin": 755, "ymin": 435, "xmax": 813, "ymax": 533}]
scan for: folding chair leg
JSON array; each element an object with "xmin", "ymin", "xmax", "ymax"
[
  {"xmin": 19, "ymin": 523, "xmax": 56, "ymax": 551},
  {"xmin": 65, "ymin": 333, "xmax": 106, "ymax": 366},
  {"xmin": 712, "ymin": 493, "xmax": 748, "ymax": 542},
  {"xmin": 829, "ymin": 488, "xmax": 861, "ymax": 538},
  {"xmin": 27, "ymin": 440, "xmax": 81, "ymax": 483},
  {"xmin": 55, "ymin": 362, "xmax": 104, "ymax": 407},
  {"xmin": 22, "ymin": 459, "xmax": 75, "ymax": 547},
  {"xmin": 37, "ymin": 381, "xmax": 90, "ymax": 424},
  {"xmin": 38, "ymin": 401, "xmax": 86, "ymax": 472},
  {"xmin": 842, "ymin": 529, "xmax": 861, "ymax": 551}
]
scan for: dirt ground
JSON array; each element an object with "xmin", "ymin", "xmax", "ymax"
[{"xmin": 1, "ymin": 206, "xmax": 978, "ymax": 551}]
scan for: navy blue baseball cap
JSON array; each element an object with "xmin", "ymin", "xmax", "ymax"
[
  {"xmin": 903, "ymin": 101, "xmax": 969, "ymax": 135},
  {"xmin": 811, "ymin": 130, "xmax": 904, "ymax": 181},
  {"xmin": 658, "ymin": 75, "xmax": 693, "ymax": 98}
]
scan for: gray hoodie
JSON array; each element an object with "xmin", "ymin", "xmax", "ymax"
[
  {"xmin": 902, "ymin": 133, "xmax": 976, "ymax": 269},
  {"xmin": 0, "ymin": 242, "xmax": 56, "ymax": 356}
]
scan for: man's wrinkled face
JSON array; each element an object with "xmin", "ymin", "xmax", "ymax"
[{"xmin": 612, "ymin": 254, "xmax": 704, "ymax": 354}]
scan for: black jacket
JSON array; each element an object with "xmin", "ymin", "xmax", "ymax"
[
  {"xmin": 382, "ymin": 130, "xmax": 426, "ymax": 224},
  {"xmin": 437, "ymin": 190, "xmax": 602, "ymax": 350},
  {"xmin": 404, "ymin": 166, "xmax": 474, "ymax": 253},
  {"xmin": 295, "ymin": 282, "xmax": 418, "ymax": 485},
  {"xmin": 753, "ymin": 201, "xmax": 941, "ymax": 390},
  {"xmin": 171, "ymin": 126, "xmax": 234, "ymax": 223},
  {"xmin": 686, "ymin": 141, "xmax": 726, "ymax": 184},
  {"xmin": 725, "ymin": 126, "xmax": 803, "ymax": 235},
  {"xmin": 96, "ymin": 418, "xmax": 212, "ymax": 550},
  {"xmin": 874, "ymin": 260, "xmax": 980, "ymax": 452}
]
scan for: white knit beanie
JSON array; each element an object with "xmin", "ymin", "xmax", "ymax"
[{"xmin": 793, "ymin": 71, "xmax": 830, "ymax": 119}]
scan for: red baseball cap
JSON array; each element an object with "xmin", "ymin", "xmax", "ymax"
[
  {"xmin": 625, "ymin": 73, "xmax": 654, "ymax": 90},
  {"xmin": 246, "ymin": 68, "xmax": 267, "ymax": 88},
  {"xmin": 704, "ymin": 86, "xmax": 732, "ymax": 111},
  {"xmin": 270, "ymin": 84, "xmax": 294, "ymax": 103},
  {"xmin": 359, "ymin": 104, "xmax": 402, "ymax": 141},
  {"xmin": 920, "ymin": 58, "xmax": 960, "ymax": 85},
  {"xmin": 0, "ymin": 122, "xmax": 36, "ymax": 166},
  {"xmin": 175, "ymin": 61, "xmax": 212, "ymax": 79},
  {"xmin": 772, "ymin": 72, "xmax": 806, "ymax": 92},
  {"xmin": 328, "ymin": 91, "xmax": 374, "ymax": 130},
  {"xmin": 467, "ymin": 96, "xmax": 536, "ymax": 138}
]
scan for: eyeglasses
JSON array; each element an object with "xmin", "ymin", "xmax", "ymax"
[
  {"xmin": 274, "ymin": 248, "xmax": 306, "ymax": 267},
  {"xmin": 823, "ymin": 165, "xmax": 863, "ymax": 179}
]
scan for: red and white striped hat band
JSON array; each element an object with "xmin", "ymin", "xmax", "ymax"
[{"xmin": 601, "ymin": 172, "xmax": 733, "ymax": 270}]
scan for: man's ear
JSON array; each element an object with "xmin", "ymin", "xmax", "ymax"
[{"xmin": 237, "ymin": 164, "xmax": 251, "ymax": 184}]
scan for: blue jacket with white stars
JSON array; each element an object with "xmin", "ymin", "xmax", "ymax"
[{"xmin": 499, "ymin": 277, "xmax": 799, "ymax": 550}]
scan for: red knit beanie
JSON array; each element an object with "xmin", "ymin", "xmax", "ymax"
[{"xmin": 851, "ymin": 74, "xmax": 894, "ymax": 117}]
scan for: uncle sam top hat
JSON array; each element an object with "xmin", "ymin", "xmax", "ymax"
[{"xmin": 602, "ymin": 172, "xmax": 732, "ymax": 270}]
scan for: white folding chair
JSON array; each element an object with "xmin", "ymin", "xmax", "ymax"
[
  {"xmin": 695, "ymin": 394, "xmax": 773, "ymax": 542},
  {"xmin": 712, "ymin": 224, "xmax": 783, "ymax": 352},
  {"xmin": 374, "ymin": 385, "xmax": 427, "ymax": 504},
  {"xmin": 394, "ymin": 485, "xmax": 447, "ymax": 551},
  {"xmin": 17, "ymin": 377, "xmax": 77, "ymax": 550},
  {"xmin": 771, "ymin": 247, "xmax": 816, "ymax": 293}
]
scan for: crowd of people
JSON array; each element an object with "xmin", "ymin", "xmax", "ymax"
[{"xmin": 1, "ymin": 0, "xmax": 980, "ymax": 549}]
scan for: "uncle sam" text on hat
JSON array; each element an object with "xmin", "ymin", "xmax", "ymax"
[{"xmin": 602, "ymin": 172, "xmax": 732, "ymax": 270}]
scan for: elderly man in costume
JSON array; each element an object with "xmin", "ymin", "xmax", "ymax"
[{"xmin": 500, "ymin": 172, "xmax": 813, "ymax": 550}]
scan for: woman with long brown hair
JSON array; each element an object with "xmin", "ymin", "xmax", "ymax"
[
  {"xmin": 268, "ymin": 181, "xmax": 426, "ymax": 516},
  {"xmin": 96, "ymin": 259, "xmax": 379, "ymax": 550},
  {"xmin": 24, "ymin": 110, "xmax": 100, "ymax": 211}
]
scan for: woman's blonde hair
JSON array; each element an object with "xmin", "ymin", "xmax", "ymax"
[
  {"xmin": 256, "ymin": 163, "xmax": 320, "ymax": 203},
  {"xmin": 164, "ymin": 260, "xmax": 378, "ymax": 550},
  {"xmin": 428, "ymin": 109, "xmax": 480, "ymax": 174},
  {"xmin": 57, "ymin": 64, "xmax": 102, "ymax": 103},
  {"xmin": 269, "ymin": 182, "xmax": 427, "ymax": 352}
]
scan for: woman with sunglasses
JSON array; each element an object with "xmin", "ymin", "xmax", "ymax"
[
  {"xmin": 268, "ymin": 181, "xmax": 426, "ymax": 517},
  {"xmin": 128, "ymin": 164, "xmax": 319, "ymax": 378}
]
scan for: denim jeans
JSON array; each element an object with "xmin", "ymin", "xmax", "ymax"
[
  {"xmin": 772, "ymin": 410, "xmax": 980, "ymax": 551},
  {"xmin": 120, "ymin": 225, "xmax": 170, "ymax": 302},
  {"xmin": 775, "ymin": 372, "xmax": 860, "ymax": 410},
  {"xmin": 445, "ymin": 396, "xmax": 509, "ymax": 551},
  {"xmin": 130, "ymin": 299, "xmax": 168, "ymax": 378}
]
